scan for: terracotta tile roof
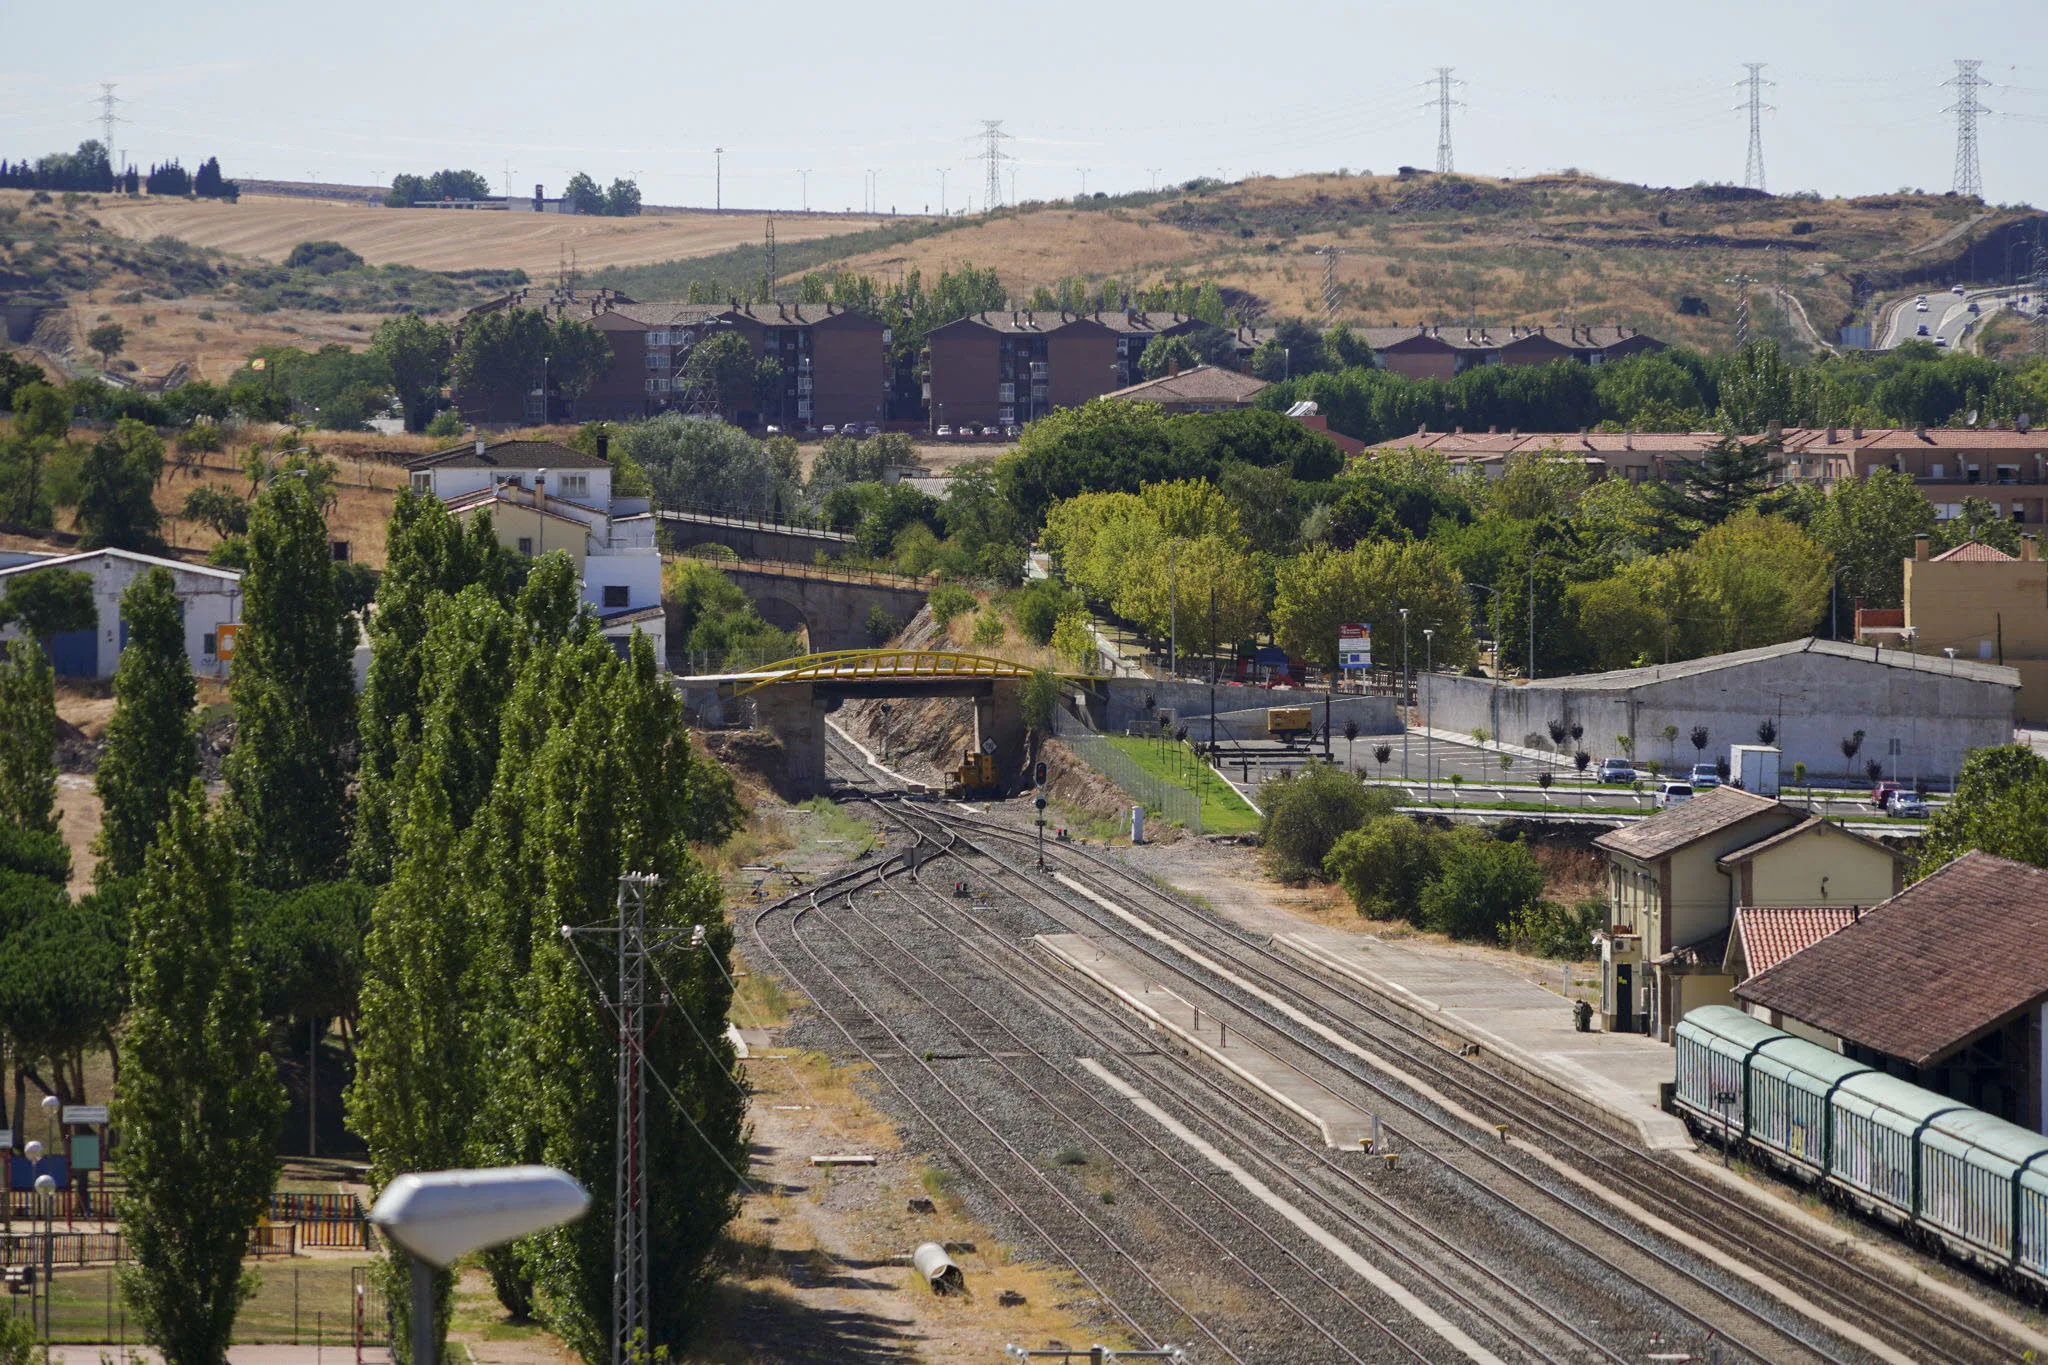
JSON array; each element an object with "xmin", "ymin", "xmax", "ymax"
[
  {"xmin": 1930, "ymin": 541, "xmax": 2016, "ymax": 562},
  {"xmin": 1654, "ymin": 928, "xmax": 1730, "ymax": 970},
  {"xmin": 1779, "ymin": 426, "xmax": 2048, "ymax": 452},
  {"xmin": 407, "ymin": 440, "xmax": 607, "ymax": 472},
  {"xmin": 1363, "ymin": 430, "xmax": 1725, "ymax": 455},
  {"xmin": 1734, "ymin": 852, "xmax": 2048, "ymax": 1065},
  {"xmin": 1593, "ymin": 786, "xmax": 1788, "ymax": 860},
  {"xmin": 934, "ymin": 310, "xmax": 1114, "ymax": 335},
  {"xmin": 1508, "ymin": 636, "xmax": 2018, "ymax": 692},
  {"xmin": 1713, "ymin": 815, "xmax": 1905, "ymax": 868},
  {"xmin": 1103, "ymin": 366, "xmax": 1270, "ymax": 405},
  {"xmin": 1728, "ymin": 906, "xmax": 1861, "ymax": 979}
]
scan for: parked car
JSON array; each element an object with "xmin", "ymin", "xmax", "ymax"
[
  {"xmin": 821, "ymin": 424, "xmax": 837, "ymax": 434},
  {"xmin": 935, "ymin": 424, "xmax": 953, "ymax": 437},
  {"xmin": 1870, "ymin": 781, "xmax": 1907, "ymax": 810},
  {"xmin": 1688, "ymin": 764, "xmax": 1722, "ymax": 789},
  {"xmin": 982, "ymin": 424, "xmax": 1001, "ymax": 437},
  {"xmin": 1003, "ymin": 424, "xmax": 1021, "ymax": 437},
  {"xmin": 1656, "ymin": 782, "xmax": 1695, "ymax": 807},
  {"xmin": 864, "ymin": 423, "xmax": 880, "ymax": 435},
  {"xmin": 1598, "ymin": 758, "xmax": 1637, "ymax": 784},
  {"xmin": 1890, "ymin": 794, "xmax": 1931, "ymax": 818}
]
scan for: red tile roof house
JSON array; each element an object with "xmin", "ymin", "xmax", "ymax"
[{"xmin": 1734, "ymin": 852, "xmax": 2048, "ymax": 1132}]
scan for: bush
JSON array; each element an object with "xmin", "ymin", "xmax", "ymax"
[
  {"xmin": 1051, "ymin": 609, "xmax": 1096, "ymax": 671},
  {"xmin": 1505, "ymin": 896, "xmax": 1605, "ymax": 959},
  {"xmin": 1417, "ymin": 836, "xmax": 1545, "ymax": 941},
  {"xmin": 971, "ymin": 612, "xmax": 1006, "ymax": 646},
  {"xmin": 0, "ymin": 823, "xmax": 70, "ymax": 884},
  {"xmin": 425, "ymin": 409, "xmax": 465, "ymax": 438},
  {"xmin": 864, "ymin": 604, "xmax": 900, "ymax": 645},
  {"xmin": 1260, "ymin": 763, "xmax": 1397, "ymax": 884},
  {"xmin": 928, "ymin": 583, "xmax": 976, "ymax": 626},
  {"xmin": 1325, "ymin": 816, "xmax": 1442, "ymax": 921},
  {"xmin": 1014, "ymin": 578, "xmax": 1079, "ymax": 645}
]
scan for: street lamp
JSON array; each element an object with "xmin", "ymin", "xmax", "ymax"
[
  {"xmin": 369, "ymin": 1167, "xmax": 589, "ymax": 1365},
  {"xmin": 1399, "ymin": 608, "xmax": 1411, "ymax": 782},
  {"xmin": 1423, "ymin": 628, "xmax": 1435, "ymax": 803}
]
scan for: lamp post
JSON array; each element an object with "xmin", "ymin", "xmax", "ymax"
[
  {"xmin": 1465, "ymin": 583, "xmax": 1501, "ymax": 675},
  {"xmin": 1399, "ymin": 608, "xmax": 1411, "ymax": 782},
  {"xmin": 1167, "ymin": 538, "xmax": 1185, "ymax": 676},
  {"xmin": 368, "ymin": 1167, "xmax": 589, "ymax": 1365},
  {"xmin": 1423, "ymin": 628, "xmax": 1436, "ymax": 803},
  {"xmin": 35, "ymin": 1171, "xmax": 54, "ymax": 1344}
]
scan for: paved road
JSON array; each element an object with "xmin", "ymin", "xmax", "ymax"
[{"xmin": 1879, "ymin": 285, "xmax": 2038, "ymax": 351}]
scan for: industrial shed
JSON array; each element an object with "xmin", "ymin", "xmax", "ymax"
[{"xmin": 1424, "ymin": 638, "xmax": 2017, "ymax": 786}]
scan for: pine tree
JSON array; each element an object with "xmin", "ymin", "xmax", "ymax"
[
  {"xmin": 222, "ymin": 476, "xmax": 357, "ymax": 890},
  {"xmin": 94, "ymin": 569, "xmax": 198, "ymax": 882},
  {"xmin": 116, "ymin": 782, "xmax": 286, "ymax": 1365},
  {"xmin": 1644, "ymin": 433, "xmax": 1779, "ymax": 544},
  {"xmin": 0, "ymin": 639, "xmax": 57, "ymax": 837}
]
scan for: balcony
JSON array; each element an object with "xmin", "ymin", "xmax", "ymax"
[
  {"xmin": 1029, "ymin": 362, "xmax": 1049, "ymax": 380},
  {"xmin": 797, "ymin": 377, "xmax": 814, "ymax": 394},
  {"xmin": 998, "ymin": 383, "xmax": 1016, "ymax": 402}
]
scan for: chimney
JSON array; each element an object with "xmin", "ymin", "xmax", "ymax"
[
  {"xmin": 1765, "ymin": 418, "xmax": 1782, "ymax": 441},
  {"xmin": 1825, "ymin": 425, "xmax": 1837, "ymax": 445},
  {"xmin": 1487, "ymin": 424, "xmax": 1497, "ymax": 434},
  {"xmin": 596, "ymin": 429, "xmax": 610, "ymax": 462},
  {"xmin": 2023, "ymin": 535, "xmax": 2039, "ymax": 562},
  {"xmin": 1624, "ymin": 429, "xmax": 1634, "ymax": 451},
  {"xmin": 533, "ymin": 183, "xmax": 544, "ymax": 209},
  {"xmin": 1914, "ymin": 536, "xmax": 1930, "ymax": 561},
  {"xmin": 534, "ymin": 469, "xmax": 548, "ymax": 509},
  {"xmin": 1852, "ymin": 421, "xmax": 1864, "ymax": 440},
  {"xmin": 1915, "ymin": 421, "xmax": 1928, "ymax": 439},
  {"xmin": 2020, "ymin": 413, "xmax": 2034, "ymax": 434}
]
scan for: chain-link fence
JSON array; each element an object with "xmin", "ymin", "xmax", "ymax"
[{"xmin": 1053, "ymin": 710, "xmax": 1204, "ymax": 834}]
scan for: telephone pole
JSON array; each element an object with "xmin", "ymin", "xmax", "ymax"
[
  {"xmin": 1736, "ymin": 63, "xmax": 1773, "ymax": 192},
  {"xmin": 974, "ymin": 119, "xmax": 1014, "ymax": 209},
  {"xmin": 1425, "ymin": 68, "xmax": 1463, "ymax": 174},
  {"xmin": 1944, "ymin": 59, "xmax": 1987, "ymax": 199}
]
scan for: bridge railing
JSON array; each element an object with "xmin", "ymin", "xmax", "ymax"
[
  {"xmin": 662, "ymin": 553, "xmax": 937, "ymax": 591},
  {"xmin": 656, "ymin": 501, "xmax": 856, "ymax": 540}
]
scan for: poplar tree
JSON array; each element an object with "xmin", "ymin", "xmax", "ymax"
[
  {"xmin": 94, "ymin": 568, "xmax": 198, "ymax": 881},
  {"xmin": 0, "ymin": 639, "xmax": 56, "ymax": 837},
  {"xmin": 117, "ymin": 782, "xmax": 285, "ymax": 1365},
  {"xmin": 222, "ymin": 476, "xmax": 357, "ymax": 889}
]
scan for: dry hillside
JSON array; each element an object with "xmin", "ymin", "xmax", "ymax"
[{"xmin": 90, "ymin": 193, "xmax": 882, "ymax": 274}]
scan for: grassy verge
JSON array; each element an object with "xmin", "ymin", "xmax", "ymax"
[
  {"xmin": 38, "ymin": 1254, "xmax": 374, "ymax": 1343},
  {"xmin": 1103, "ymin": 736, "xmax": 1261, "ymax": 835}
]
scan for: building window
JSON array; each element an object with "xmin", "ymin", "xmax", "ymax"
[
  {"xmin": 603, "ymin": 584, "xmax": 629, "ymax": 608},
  {"xmin": 331, "ymin": 540, "xmax": 351, "ymax": 562},
  {"xmin": 559, "ymin": 474, "xmax": 589, "ymax": 498},
  {"xmin": 1930, "ymin": 463, "xmax": 1945, "ymax": 479},
  {"xmin": 410, "ymin": 472, "xmax": 432, "ymax": 494},
  {"xmin": 203, "ymin": 632, "xmax": 217, "ymax": 656},
  {"xmin": 517, "ymin": 537, "xmax": 534, "ymax": 556}
]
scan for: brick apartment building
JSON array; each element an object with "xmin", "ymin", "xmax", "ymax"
[
  {"xmin": 1779, "ymin": 423, "xmax": 2048, "ymax": 526},
  {"xmin": 1364, "ymin": 428, "xmax": 1727, "ymax": 482},
  {"xmin": 454, "ymin": 290, "xmax": 886, "ymax": 429},
  {"xmin": 1354, "ymin": 323, "xmax": 1665, "ymax": 381}
]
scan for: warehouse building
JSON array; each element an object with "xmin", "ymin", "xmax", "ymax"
[
  {"xmin": 0, "ymin": 549, "xmax": 241, "ymax": 679},
  {"xmin": 1424, "ymin": 637, "xmax": 2018, "ymax": 787}
]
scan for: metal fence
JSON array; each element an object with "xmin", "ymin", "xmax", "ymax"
[{"xmin": 1053, "ymin": 710, "xmax": 1204, "ymax": 834}]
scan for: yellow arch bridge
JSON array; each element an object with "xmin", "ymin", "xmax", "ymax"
[{"xmin": 704, "ymin": 650, "xmax": 1082, "ymax": 697}]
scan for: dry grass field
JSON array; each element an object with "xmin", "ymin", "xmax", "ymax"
[{"xmin": 91, "ymin": 193, "xmax": 884, "ymax": 274}]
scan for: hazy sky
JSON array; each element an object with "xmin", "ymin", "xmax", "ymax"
[{"xmin": 6, "ymin": 0, "xmax": 2046, "ymax": 215}]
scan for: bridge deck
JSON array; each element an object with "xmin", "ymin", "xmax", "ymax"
[{"xmin": 656, "ymin": 508, "xmax": 857, "ymax": 542}]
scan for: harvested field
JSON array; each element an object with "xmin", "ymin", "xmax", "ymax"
[{"xmin": 91, "ymin": 193, "xmax": 886, "ymax": 274}]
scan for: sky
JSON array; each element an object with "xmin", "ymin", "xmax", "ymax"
[{"xmin": 5, "ymin": 0, "xmax": 2046, "ymax": 216}]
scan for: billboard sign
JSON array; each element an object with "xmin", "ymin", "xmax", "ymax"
[{"xmin": 1337, "ymin": 623, "xmax": 1372, "ymax": 670}]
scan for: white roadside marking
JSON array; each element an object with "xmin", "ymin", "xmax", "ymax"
[
  {"xmin": 1076, "ymin": 1058, "xmax": 1506, "ymax": 1365},
  {"xmin": 1052, "ymin": 874, "xmax": 1921, "ymax": 1365}
]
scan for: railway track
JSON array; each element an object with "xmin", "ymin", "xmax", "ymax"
[{"xmin": 872, "ymin": 779, "xmax": 2033, "ymax": 1365}]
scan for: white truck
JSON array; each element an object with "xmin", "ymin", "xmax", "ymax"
[{"xmin": 1729, "ymin": 743, "xmax": 1780, "ymax": 796}]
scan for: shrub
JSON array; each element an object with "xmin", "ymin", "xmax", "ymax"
[
  {"xmin": 1325, "ymin": 816, "xmax": 1442, "ymax": 921},
  {"xmin": 425, "ymin": 409, "xmax": 465, "ymax": 438},
  {"xmin": 971, "ymin": 612, "xmax": 1006, "ymax": 646},
  {"xmin": 0, "ymin": 824, "xmax": 71, "ymax": 884},
  {"xmin": 1051, "ymin": 609, "xmax": 1096, "ymax": 672},
  {"xmin": 1014, "ymin": 578, "xmax": 1079, "ymax": 645},
  {"xmin": 1260, "ymin": 763, "xmax": 1397, "ymax": 884},
  {"xmin": 928, "ymin": 583, "xmax": 976, "ymax": 626},
  {"xmin": 1505, "ymin": 897, "xmax": 1605, "ymax": 959},
  {"xmin": 1418, "ymin": 835, "xmax": 1545, "ymax": 941},
  {"xmin": 864, "ymin": 604, "xmax": 900, "ymax": 645}
]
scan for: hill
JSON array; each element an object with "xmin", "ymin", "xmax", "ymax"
[{"xmin": 594, "ymin": 172, "xmax": 2041, "ymax": 355}]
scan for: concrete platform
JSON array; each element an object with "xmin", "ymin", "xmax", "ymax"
[
  {"xmin": 1036, "ymin": 932, "xmax": 1375, "ymax": 1150},
  {"xmin": 1276, "ymin": 930, "xmax": 1693, "ymax": 1151}
]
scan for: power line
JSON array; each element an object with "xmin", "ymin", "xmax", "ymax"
[
  {"xmin": 1944, "ymin": 59, "xmax": 1989, "ymax": 198},
  {"xmin": 1424, "ymin": 68, "xmax": 1465, "ymax": 174},
  {"xmin": 973, "ymin": 119, "xmax": 1014, "ymax": 210},
  {"xmin": 1735, "ymin": 62, "xmax": 1774, "ymax": 192},
  {"xmin": 94, "ymin": 84, "xmax": 124, "ymax": 163}
]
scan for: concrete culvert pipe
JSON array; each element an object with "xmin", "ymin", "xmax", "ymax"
[{"xmin": 913, "ymin": 1241, "xmax": 965, "ymax": 1294}]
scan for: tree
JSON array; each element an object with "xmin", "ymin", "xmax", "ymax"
[
  {"xmin": 117, "ymin": 782, "xmax": 286, "ymax": 1365},
  {"xmin": 87, "ymin": 322, "xmax": 127, "ymax": 370},
  {"xmin": 283, "ymin": 241, "xmax": 367, "ymax": 274},
  {"xmin": 1272, "ymin": 539, "xmax": 1474, "ymax": 672},
  {"xmin": 1259, "ymin": 763, "xmax": 1396, "ymax": 884},
  {"xmin": 562, "ymin": 173, "xmax": 607, "ymax": 216},
  {"xmin": 450, "ymin": 309, "xmax": 608, "ymax": 418},
  {"xmin": 1806, "ymin": 468, "xmax": 1935, "ymax": 617},
  {"xmin": 1715, "ymin": 340, "xmax": 1794, "ymax": 432},
  {"xmin": 1020, "ymin": 668, "xmax": 1059, "ymax": 745},
  {"xmin": 0, "ymin": 640, "xmax": 57, "ymax": 837},
  {"xmin": 681, "ymin": 332, "xmax": 779, "ymax": 423},
  {"xmin": 370, "ymin": 314, "xmax": 455, "ymax": 433},
  {"xmin": 1417, "ymin": 835, "xmax": 1544, "ymax": 941},
  {"xmin": 1688, "ymin": 513, "xmax": 1830, "ymax": 651},
  {"xmin": 0, "ymin": 353, "xmax": 46, "ymax": 411},
  {"xmin": 1644, "ymin": 432, "xmax": 1777, "ymax": 541},
  {"xmin": 0, "ymin": 900, "xmax": 124, "ymax": 1107},
  {"xmin": 93, "ymin": 569, "xmax": 199, "ymax": 884},
  {"xmin": 0, "ymin": 568, "xmax": 95, "ymax": 639},
  {"xmin": 604, "ymin": 179, "xmax": 642, "ymax": 217},
  {"xmin": 179, "ymin": 485, "xmax": 249, "ymax": 540},
  {"xmin": 1916, "ymin": 745, "xmax": 2048, "ymax": 875},
  {"xmin": 221, "ymin": 476, "xmax": 357, "ymax": 890},
  {"xmin": 1138, "ymin": 334, "xmax": 1201, "ymax": 380},
  {"xmin": 1321, "ymin": 323, "xmax": 1373, "ymax": 371},
  {"xmin": 619, "ymin": 415, "xmax": 796, "ymax": 517},
  {"xmin": 77, "ymin": 419, "xmax": 165, "ymax": 550},
  {"xmin": 1326, "ymin": 816, "xmax": 1443, "ymax": 921}
]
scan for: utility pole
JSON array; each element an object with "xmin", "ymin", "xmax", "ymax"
[
  {"xmin": 1146, "ymin": 167, "xmax": 1163, "ymax": 191},
  {"xmin": 1322, "ymin": 247, "xmax": 1342, "ymax": 324},
  {"xmin": 1736, "ymin": 62, "xmax": 1773, "ymax": 192},
  {"xmin": 1425, "ymin": 68, "xmax": 1463, "ymax": 174},
  {"xmin": 1399, "ymin": 608, "xmax": 1411, "ymax": 782},
  {"xmin": 763, "ymin": 218, "xmax": 777, "ymax": 302},
  {"xmin": 1943, "ymin": 59, "xmax": 1987, "ymax": 199},
  {"xmin": 797, "ymin": 169, "xmax": 811, "ymax": 212},
  {"xmin": 95, "ymin": 84, "xmax": 123, "ymax": 164},
  {"xmin": 936, "ymin": 167, "xmax": 949, "ymax": 215},
  {"xmin": 1079, "ymin": 167, "xmax": 1090, "ymax": 197},
  {"xmin": 714, "ymin": 147, "xmax": 724, "ymax": 210},
  {"xmin": 1726, "ymin": 272, "xmax": 1755, "ymax": 347},
  {"xmin": 564, "ymin": 874, "xmax": 665, "ymax": 1365},
  {"xmin": 974, "ymin": 119, "xmax": 1014, "ymax": 209}
]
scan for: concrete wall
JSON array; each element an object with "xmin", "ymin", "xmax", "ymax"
[
  {"xmin": 722, "ymin": 569, "xmax": 929, "ymax": 653},
  {"xmin": 1423, "ymin": 648, "xmax": 2015, "ymax": 786},
  {"xmin": 1094, "ymin": 678, "xmax": 1398, "ymax": 737},
  {"xmin": 1742, "ymin": 826, "xmax": 1901, "ymax": 909}
]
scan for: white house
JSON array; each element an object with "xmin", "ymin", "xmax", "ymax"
[
  {"xmin": 0, "ymin": 548, "xmax": 243, "ymax": 678},
  {"xmin": 406, "ymin": 439, "xmax": 665, "ymax": 661}
]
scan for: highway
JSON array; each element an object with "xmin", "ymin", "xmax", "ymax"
[{"xmin": 1877, "ymin": 284, "xmax": 2038, "ymax": 352}]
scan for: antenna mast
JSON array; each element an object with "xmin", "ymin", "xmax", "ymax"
[
  {"xmin": 1736, "ymin": 63, "xmax": 1774, "ymax": 192},
  {"xmin": 1944, "ymin": 59, "xmax": 1987, "ymax": 199}
]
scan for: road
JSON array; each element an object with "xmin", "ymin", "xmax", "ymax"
[{"xmin": 1878, "ymin": 284, "xmax": 2038, "ymax": 352}]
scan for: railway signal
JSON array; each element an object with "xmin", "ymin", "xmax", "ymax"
[{"xmin": 1033, "ymin": 760, "xmax": 1047, "ymax": 787}]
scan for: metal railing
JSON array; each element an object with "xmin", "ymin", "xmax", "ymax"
[
  {"xmin": 1053, "ymin": 709, "xmax": 1204, "ymax": 834},
  {"xmin": 656, "ymin": 502, "xmax": 856, "ymax": 540},
  {"xmin": 668, "ymin": 553, "xmax": 937, "ymax": 590}
]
